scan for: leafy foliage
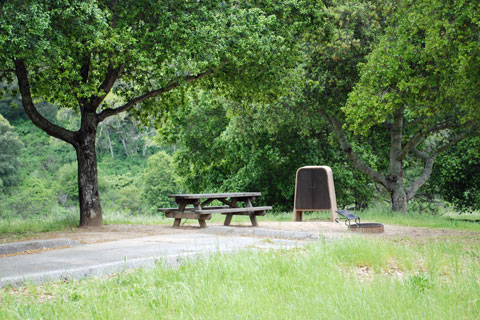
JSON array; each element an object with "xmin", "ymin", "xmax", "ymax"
[
  {"xmin": 142, "ymin": 151, "xmax": 180, "ymax": 210},
  {"xmin": 0, "ymin": 114, "xmax": 23, "ymax": 191},
  {"xmin": 428, "ymin": 136, "xmax": 480, "ymax": 211},
  {"xmin": 0, "ymin": 174, "xmax": 57, "ymax": 217},
  {"xmin": 0, "ymin": 0, "xmax": 479, "ymax": 218},
  {"xmin": 299, "ymin": 0, "xmax": 480, "ymax": 211},
  {"xmin": 346, "ymin": 0, "xmax": 480, "ymax": 133},
  {"xmin": 157, "ymin": 90, "xmax": 375, "ymax": 210}
]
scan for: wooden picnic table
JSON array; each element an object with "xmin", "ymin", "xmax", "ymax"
[{"xmin": 158, "ymin": 192, "xmax": 272, "ymax": 228}]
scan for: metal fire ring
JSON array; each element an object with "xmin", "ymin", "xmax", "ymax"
[
  {"xmin": 336, "ymin": 209, "xmax": 384, "ymax": 233},
  {"xmin": 348, "ymin": 222, "xmax": 384, "ymax": 233}
]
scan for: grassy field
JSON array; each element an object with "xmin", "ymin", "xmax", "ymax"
[{"xmin": 1, "ymin": 237, "xmax": 478, "ymax": 319}]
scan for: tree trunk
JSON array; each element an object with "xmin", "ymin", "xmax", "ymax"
[
  {"xmin": 390, "ymin": 184, "xmax": 407, "ymax": 213},
  {"xmin": 387, "ymin": 106, "xmax": 407, "ymax": 213},
  {"xmin": 76, "ymin": 115, "xmax": 103, "ymax": 227}
]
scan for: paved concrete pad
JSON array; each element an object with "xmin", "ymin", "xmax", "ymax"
[
  {"xmin": 0, "ymin": 233, "xmax": 301, "ymax": 287},
  {"xmin": 0, "ymin": 238, "xmax": 81, "ymax": 255}
]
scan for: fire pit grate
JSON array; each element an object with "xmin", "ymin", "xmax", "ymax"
[{"xmin": 336, "ymin": 209, "xmax": 384, "ymax": 233}]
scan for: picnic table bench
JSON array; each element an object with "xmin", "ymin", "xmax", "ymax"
[{"xmin": 158, "ymin": 192, "xmax": 272, "ymax": 228}]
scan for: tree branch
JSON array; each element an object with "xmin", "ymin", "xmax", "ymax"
[
  {"xmin": 397, "ymin": 120, "xmax": 472, "ymax": 161},
  {"xmin": 411, "ymin": 147, "xmax": 430, "ymax": 160},
  {"xmin": 397, "ymin": 131, "xmax": 424, "ymax": 160},
  {"xmin": 97, "ymin": 69, "xmax": 214, "ymax": 122},
  {"xmin": 321, "ymin": 110, "xmax": 389, "ymax": 187},
  {"xmin": 406, "ymin": 156, "xmax": 435, "ymax": 200},
  {"xmin": 14, "ymin": 59, "xmax": 76, "ymax": 146},
  {"xmin": 89, "ymin": 63, "xmax": 125, "ymax": 109},
  {"xmin": 80, "ymin": 54, "xmax": 91, "ymax": 84},
  {"xmin": 389, "ymin": 106, "xmax": 404, "ymax": 172},
  {"xmin": 406, "ymin": 129, "xmax": 475, "ymax": 200},
  {"xmin": 433, "ymin": 130, "xmax": 473, "ymax": 156},
  {"xmin": 75, "ymin": 53, "xmax": 92, "ymax": 107}
]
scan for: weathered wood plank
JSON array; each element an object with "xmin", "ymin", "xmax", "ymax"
[
  {"xmin": 158, "ymin": 207, "xmax": 184, "ymax": 212},
  {"xmin": 221, "ymin": 211, "xmax": 267, "ymax": 216},
  {"xmin": 165, "ymin": 212, "xmax": 212, "ymax": 220},
  {"xmin": 158, "ymin": 206, "xmax": 228, "ymax": 213},
  {"xmin": 168, "ymin": 192, "xmax": 261, "ymax": 199},
  {"xmin": 195, "ymin": 206, "xmax": 272, "ymax": 214}
]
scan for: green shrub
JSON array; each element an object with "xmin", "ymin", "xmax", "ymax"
[
  {"xmin": 55, "ymin": 162, "xmax": 78, "ymax": 204},
  {"xmin": 141, "ymin": 151, "xmax": 180, "ymax": 210},
  {"xmin": 102, "ymin": 182, "xmax": 146, "ymax": 215},
  {"xmin": 115, "ymin": 184, "xmax": 145, "ymax": 214},
  {"xmin": 1, "ymin": 175, "xmax": 57, "ymax": 217},
  {"xmin": 55, "ymin": 162, "xmax": 110, "ymax": 205},
  {"xmin": 0, "ymin": 114, "xmax": 23, "ymax": 192}
]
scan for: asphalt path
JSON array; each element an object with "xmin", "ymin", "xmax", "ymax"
[{"xmin": 0, "ymin": 232, "xmax": 303, "ymax": 287}]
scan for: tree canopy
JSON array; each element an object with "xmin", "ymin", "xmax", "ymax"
[
  {"xmin": 346, "ymin": 0, "xmax": 480, "ymax": 133},
  {"xmin": 0, "ymin": 0, "xmax": 313, "ymax": 225}
]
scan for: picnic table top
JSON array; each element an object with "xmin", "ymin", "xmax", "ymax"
[{"xmin": 168, "ymin": 192, "xmax": 261, "ymax": 199}]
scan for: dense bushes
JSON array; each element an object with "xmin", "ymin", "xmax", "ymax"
[
  {"xmin": 141, "ymin": 151, "xmax": 180, "ymax": 210},
  {"xmin": 1, "ymin": 94, "xmax": 478, "ymax": 219},
  {"xmin": 427, "ymin": 136, "xmax": 480, "ymax": 212},
  {"xmin": 0, "ymin": 114, "xmax": 23, "ymax": 191}
]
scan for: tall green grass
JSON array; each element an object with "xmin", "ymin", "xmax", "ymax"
[
  {"xmin": 0, "ymin": 210, "xmax": 78, "ymax": 237},
  {"xmin": 357, "ymin": 205, "xmax": 480, "ymax": 232},
  {"xmin": 1, "ymin": 238, "xmax": 478, "ymax": 319}
]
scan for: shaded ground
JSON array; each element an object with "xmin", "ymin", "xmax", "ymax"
[{"xmin": 1, "ymin": 220, "xmax": 478, "ymax": 246}]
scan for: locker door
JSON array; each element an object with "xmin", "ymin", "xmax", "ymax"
[
  {"xmin": 311, "ymin": 168, "xmax": 331, "ymax": 209},
  {"xmin": 295, "ymin": 169, "xmax": 313, "ymax": 209}
]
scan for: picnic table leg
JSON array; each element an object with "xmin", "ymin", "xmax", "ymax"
[
  {"xmin": 224, "ymin": 214, "xmax": 233, "ymax": 226},
  {"xmin": 193, "ymin": 200, "xmax": 208, "ymax": 228},
  {"xmin": 221, "ymin": 198, "xmax": 237, "ymax": 226},
  {"xmin": 172, "ymin": 202, "xmax": 186, "ymax": 228},
  {"xmin": 173, "ymin": 218, "xmax": 181, "ymax": 228},
  {"xmin": 249, "ymin": 214, "xmax": 258, "ymax": 227},
  {"xmin": 245, "ymin": 198, "xmax": 259, "ymax": 227}
]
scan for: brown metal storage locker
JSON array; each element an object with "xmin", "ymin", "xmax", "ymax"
[{"xmin": 293, "ymin": 166, "xmax": 338, "ymax": 222}]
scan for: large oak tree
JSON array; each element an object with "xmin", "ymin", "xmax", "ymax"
[
  {"xmin": 308, "ymin": 0, "xmax": 479, "ymax": 212},
  {"xmin": 0, "ymin": 0, "xmax": 302, "ymax": 226}
]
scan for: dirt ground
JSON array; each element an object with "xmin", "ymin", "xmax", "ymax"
[{"xmin": 2, "ymin": 220, "xmax": 478, "ymax": 245}]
